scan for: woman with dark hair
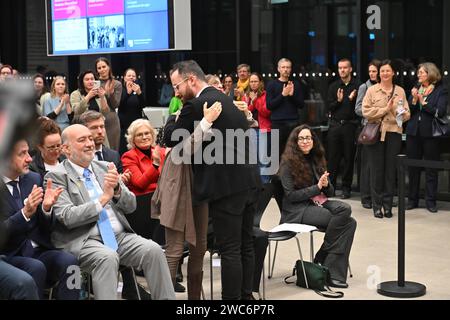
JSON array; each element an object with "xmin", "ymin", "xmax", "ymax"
[
  {"xmin": 95, "ymin": 57, "xmax": 122, "ymax": 151},
  {"xmin": 363, "ymin": 60, "xmax": 410, "ymax": 219},
  {"xmin": 406, "ymin": 62, "xmax": 448, "ymax": 212},
  {"xmin": 33, "ymin": 74, "xmax": 48, "ymax": 114},
  {"xmin": 29, "ymin": 118, "xmax": 64, "ymax": 179},
  {"xmin": 118, "ymin": 68, "xmax": 145, "ymax": 154},
  {"xmin": 279, "ymin": 124, "xmax": 356, "ymax": 288}
]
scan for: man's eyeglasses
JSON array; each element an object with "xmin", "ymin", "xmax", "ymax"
[
  {"xmin": 172, "ymin": 77, "xmax": 189, "ymax": 91},
  {"xmin": 44, "ymin": 144, "xmax": 61, "ymax": 151},
  {"xmin": 298, "ymin": 136, "xmax": 312, "ymax": 143}
]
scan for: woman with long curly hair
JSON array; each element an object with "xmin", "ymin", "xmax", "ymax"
[{"xmin": 278, "ymin": 124, "xmax": 357, "ymax": 288}]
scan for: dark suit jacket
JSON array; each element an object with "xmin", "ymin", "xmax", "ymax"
[
  {"xmin": 406, "ymin": 83, "xmax": 448, "ymax": 137},
  {"xmin": 0, "ymin": 172, "xmax": 55, "ymax": 257},
  {"xmin": 279, "ymin": 163, "xmax": 335, "ymax": 224},
  {"xmin": 100, "ymin": 145, "xmax": 123, "ymax": 173},
  {"xmin": 164, "ymin": 86, "xmax": 261, "ymax": 203}
]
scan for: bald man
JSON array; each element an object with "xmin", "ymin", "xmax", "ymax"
[{"xmin": 44, "ymin": 124, "xmax": 175, "ymax": 300}]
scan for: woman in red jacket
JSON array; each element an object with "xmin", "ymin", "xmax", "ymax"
[
  {"xmin": 121, "ymin": 119, "xmax": 166, "ymax": 242},
  {"xmin": 244, "ymin": 72, "xmax": 272, "ymax": 183}
]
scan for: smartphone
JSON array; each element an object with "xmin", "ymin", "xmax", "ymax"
[{"xmin": 93, "ymin": 80, "xmax": 101, "ymax": 89}]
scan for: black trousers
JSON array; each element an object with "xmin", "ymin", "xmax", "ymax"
[
  {"xmin": 366, "ymin": 132, "xmax": 402, "ymax": 211},
  {"xmin": 301, "ymin": 200, "xmax": 356, "ymax": 282},
  {"xmin": 271, "ymin": 120, "xmax": 299, "ymax": 160},
  {"xmin": 327, "ymin": 123, "xmax": 357, "ymax": 192},
  {"xmin": 209, "ymin": 188, "xmax": 258, "ymax": 300},
  {"xmin": 406, "ymin": 134, "xmax": 440, "ymax": 206}
]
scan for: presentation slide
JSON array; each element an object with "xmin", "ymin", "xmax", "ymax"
[
  {"xmin": 49, "ymin": 0, "xmax": 171, "ymax": 55},
  {"xmin": 125, "ymin": 0, "xmax": 167, "ymax": 14},
  {"xmin": 125, "ymin": 11, "xmax": 168, "ymax": 50}
]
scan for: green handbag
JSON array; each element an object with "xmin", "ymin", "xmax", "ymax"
[{"xmin": 284, "ymin": 260, "xmax": 344, "ymax": 298}]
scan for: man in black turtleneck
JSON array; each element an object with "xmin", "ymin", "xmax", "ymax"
[{"xmin": 327, "ymin": 59, "xmax": 361, "ymax": 199}]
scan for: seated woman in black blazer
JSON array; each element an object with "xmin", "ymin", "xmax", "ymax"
[{"xmin": 278, "ymin": 124, "xmax": 357, "ymax": 288}]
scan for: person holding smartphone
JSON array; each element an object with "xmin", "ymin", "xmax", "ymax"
[{"xmin": 362, "ymin": 60, "xmax": 410, "ymax": 219}]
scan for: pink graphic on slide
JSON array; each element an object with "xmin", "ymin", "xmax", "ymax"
[
  {"xmin": 87, "ymin": 0, "xmax": 124, "ymax": 17},
  {"xmin": 53, "ymin": 0, "xmax": 87, "ymax": 20}
]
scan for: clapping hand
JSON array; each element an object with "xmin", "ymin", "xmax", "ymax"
[
  {"xmin": 42, "ymin": 178, "xmax": 64, "ymax": 212},
  {"xmin": 120, "ymin": 169, "xmax": 131, "ymax": 185},
  {"xmin": 104, "ymin": 163, "xmax": 119, "ymax": 194},
  {"xmin": 337, "ymin": 88, "xmax": 344, "ymax": 102},
  {"xmin": 349, "ymin": 89, "xmax": 357, "ymax": 101},
  {"xmin": 317, "ymin": 171, "xmax": 330, "ymax": 190},
  {"xmin": 152, "ymin": 146, "xmax": 161, "ymax": 167},
  {"xmin": 23, "ymin": 185, "xmax": 44, "ymax": 218}
]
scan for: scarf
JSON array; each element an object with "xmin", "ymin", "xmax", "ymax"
[{"xmin": 236, "ymin": 78, "xmax": 250, "ymax": 100}]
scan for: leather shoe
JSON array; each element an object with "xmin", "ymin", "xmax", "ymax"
[
  {"xmin": 384, "ymin": 209, "xmax": 393, "ymax": 218},
  {"xmin": 174, "ymin": 282, "xmax": 186, "ymax": 293},
  {"xmin": 374, "ymin": 209, "xmax": 383, "ymax": 218},
  {"xmin": 241, "ymin": 293, "xmax": 256, "ymax": 300},
  {"xmin": 340, "ymin": 191, "xmax": 351, "ymax": 199},
  {"xmin": 328, "ymin": 279, "xmax": 348, "ymax": 289},
  {"xmin": 122, "ymin": 284, "xmax": 152, "ymax": 300},
  {"xmin": 406, "ymin": 202, "xmax": 418, "ymax": 210},
  {"xmin": 362, "ymin": 202, "xmax": 372, "ymax": 209},
  {"xmin": 426, "ymin": 205, "xmax": 438, "ymax": 213}
]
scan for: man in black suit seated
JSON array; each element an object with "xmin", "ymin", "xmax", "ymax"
[
  {"xmin": 1, "ymin": 140, "xmax": 79, "ymax": 299},
  {"xmin": 164, "ymin": 60, "xmax": 261, "ymax": 300},
  {"xmin": 78, "ymin": 110, "xmax": 152, "ymax": 299}
]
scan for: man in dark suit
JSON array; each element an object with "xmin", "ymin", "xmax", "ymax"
[
  {"xmin": 79, "ymin": 111, "xmax": 124, "ymax": 172},
  {"xmin": 1, "ymin": 139, "xmax": 80, "ymax": 299},
  {"xmin": 164, "ymin": 60, "xmax": 261, "ymax": 300}
]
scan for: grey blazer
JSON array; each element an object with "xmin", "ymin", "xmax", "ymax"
[
  {"xmin": 279, "ymin": 163, "xmax": 335, "ymax": 224},
  {"xmin": 44, "ymin": 159, "xmax": 137, "ymax": 257}
]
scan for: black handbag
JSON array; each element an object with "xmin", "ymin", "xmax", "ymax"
[
  {"xmin": 284, "ymin": 260, "xmax": 344, "ymax": 298},
  {"xmin": 431, "ymin": 110, "xmax": 449, "ymax": 137},
  {"xmin": 357, "ymin": 122, "xmax": 381, "ymax": 145}
]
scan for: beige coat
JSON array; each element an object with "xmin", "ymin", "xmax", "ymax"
[
  {"xmin": 362, "ymin": 83, "xmax": 411, "ymax": 141},
  {"xmin": 151, "ymin": 151, "xmax": 198, "ymax": 246}
]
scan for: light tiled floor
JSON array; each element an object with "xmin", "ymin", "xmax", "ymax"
[{"xmin": 138, "ymin": 196, "xmax": 450, "ymax": 300}]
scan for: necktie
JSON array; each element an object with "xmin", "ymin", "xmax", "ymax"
[
  {"xmin": 96, "ymin": 151, "xmax": 104, "ymax": 161},
  {"xmin": 8, "ymin": 181, "xmax": 23, "ymax": 209},
  {"xmin": 83, "ymin": 168, "xmax": 118, "ymax": 251},
  {"xmin": 8, "ymin": 180, "xmax": 34, "ymax": 257}
]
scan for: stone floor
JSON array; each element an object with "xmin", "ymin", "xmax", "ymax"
[{"xmin": 134, "ymin": 195, "xmax": 450, "ymax": 300}]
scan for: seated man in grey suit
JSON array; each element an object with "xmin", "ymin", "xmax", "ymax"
[{"xmin": 45, "ymin": 124, "xmax": 175, "ymax": 300}]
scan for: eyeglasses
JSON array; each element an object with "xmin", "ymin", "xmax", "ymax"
[
  {"xmin": 135, "ymin": 131, "xmax": 152, "ymax": 139},
  {"xmin": 172, "ymin": 77, "xmax": 189, "ymax": 91},
  {"xmin": 298, "ymin": 136, "xmax": 312, "ymax": 143},
  {"xmin": 44, "ymin": 144, "xmax": 61, "ymax": 151}
]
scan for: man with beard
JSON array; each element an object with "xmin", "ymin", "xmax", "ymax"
[
  {"xmin": 163, "ymin": 60, "xmax": 261, "ymax": 300},
  {"xmin": 266, "ymin": 58, "xmax": 304, "ymax": 159},
  {"xmin": 44, "ymin": 124, "xmax": 175, "ymax": 300}
]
